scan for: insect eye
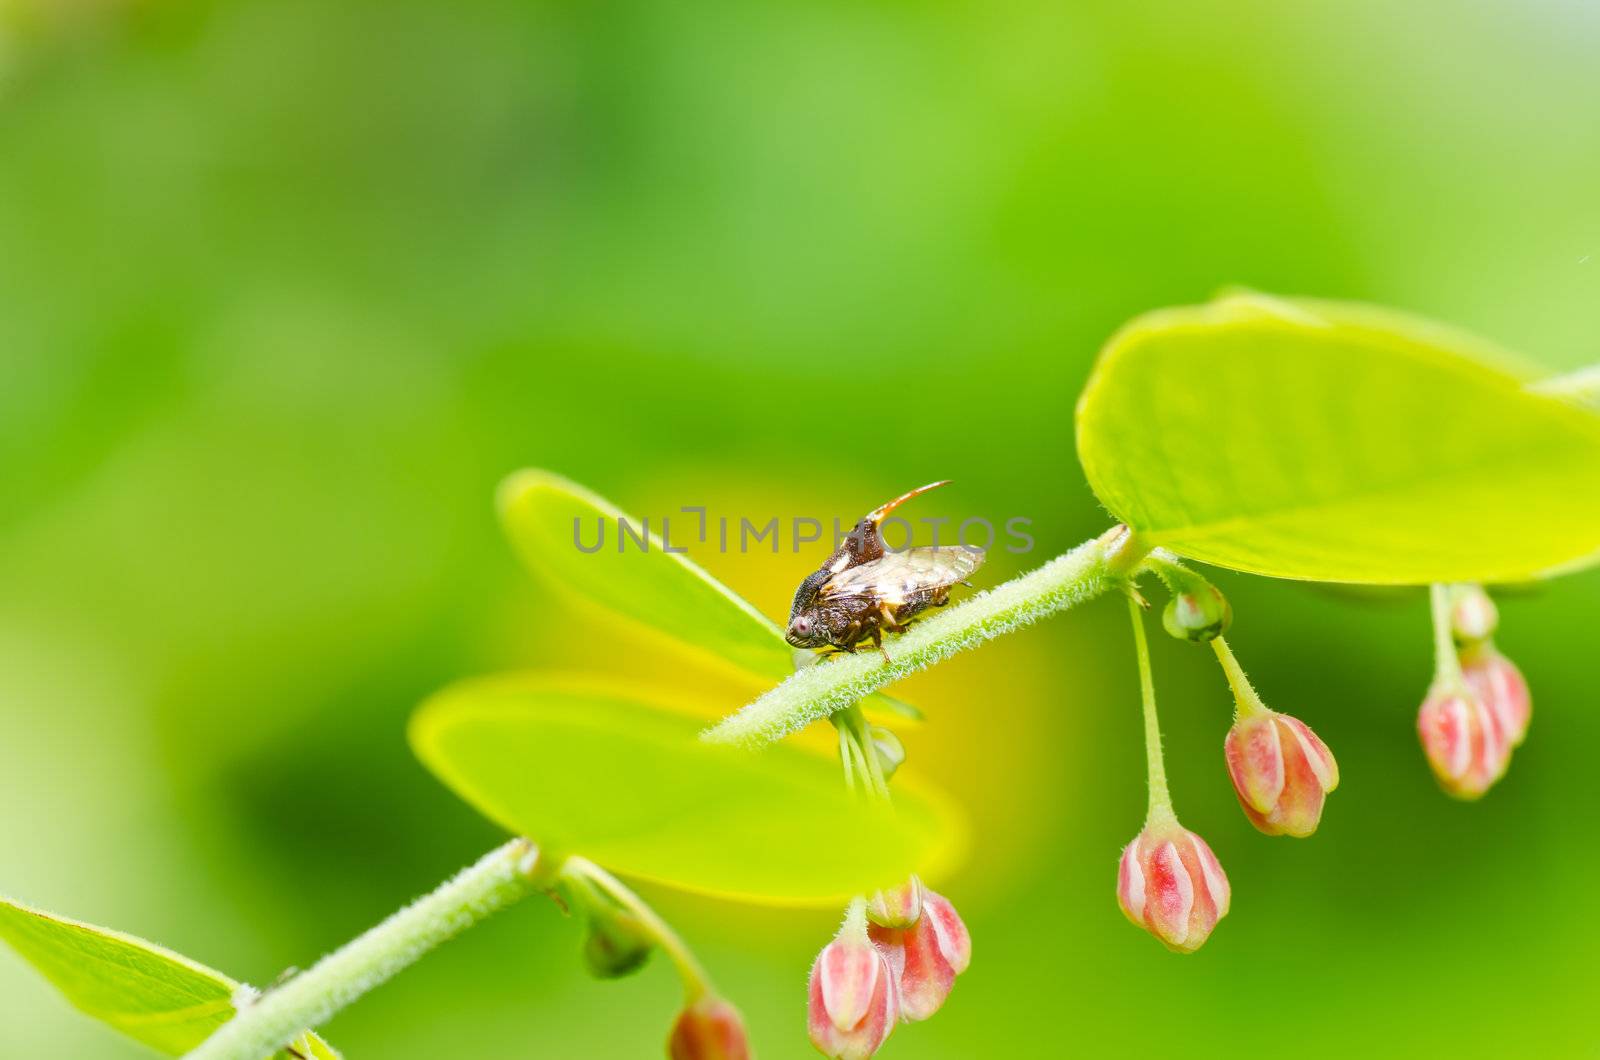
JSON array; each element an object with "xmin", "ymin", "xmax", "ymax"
[{"xmin": 793, "ymin": 617, "xmax": 811, "ymax": 633}]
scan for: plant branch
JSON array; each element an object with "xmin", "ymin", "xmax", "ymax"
[
  {"xmin": 186, "ymin": 840, "xmax": 543, "ymax": 1060},
  {"xmin": 702, "ymin": 527, "xmax": 1141, "ymax": 746}
]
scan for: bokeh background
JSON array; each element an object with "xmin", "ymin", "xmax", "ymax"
[{"xmin": 3, "ymin": 1, "xmax": 1598, "ymax": 1056}]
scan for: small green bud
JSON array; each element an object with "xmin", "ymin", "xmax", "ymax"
[
  {"xmin": 1162, "ymin": 585, "xmax": 1232, "ymax": 642},
  {"xmin": 582, "ymin": 910, "xmax": 653, "ymax": 979},
  {"xmin": 562, "ymin": 871, "xmax": 655, "ymax": 980},
  {"xmin": 868, "ymin": 725, "xmax": 905, "ymax": 780}
]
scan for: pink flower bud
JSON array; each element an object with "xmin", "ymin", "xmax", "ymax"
[
  {"xmin": 668, "ymin": 996, "xmax": 751, "ymax": 1060},
  {"xmin": 1117, "ymin": 819, "xmax": 1230, "ymax": 953},
  {"xmin": 867, "ymin": 920, "xmax": 946, "ymax": 1023},
  {"xmin": 866, "ymin": 887, "xmax": 970, "ymax": 1022},
  {"xmin": 866, "ymin": 877, "xmax": 923, "ymax": 930},
  {"xmin": 1417, "ymin": 685, "xmax": 1509, "ymax": 800},
  {"xmin": 1224, "ymin": 711, "xmax": 1339, "ymax": 837},
  {"xmin": 921, "ymin": 890, "xmax": 971, "ymax": 975},
  {"xmin": 1460, "ymin": 645, "xmax": 1531, "ymax": 748},
  {"xmin": 808, "ymin": 909, "xmax": 897, "ymax": 1059}
]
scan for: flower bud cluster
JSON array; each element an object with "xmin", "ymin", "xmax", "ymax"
[
  {"xmin": 1418, "ymin": 584, "xmax": 1530, "ymax": 799},
  {"xmin": 1119, "ymin": 561, "xmax": 1343, "ymax": 957},
  {"xmin": 807, "ymin": 882, "xmax": 970, "ymax": 1059}
]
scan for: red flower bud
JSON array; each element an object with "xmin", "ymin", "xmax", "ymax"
[
  {"xmin": 1460, "ymin": 645, "xmax": 1531, "ymax": 748},
  {"xmin": 866, "ymin": 887, "xmax": 970, "ymax": 1022},
  {"xmin": 808, "ymin": 906, "xmax": 897, "ymax": 1059},
  {"xmin": 1224, "ymin": 711, "xmax": 1339, "ymax": 837},
  {"xmin": 668, "ymin": 996, "xmax": 751, "ymax": 1060},
  {"xmin": 1117, "ymin": 819, "xmax": 1230, "ymax": 953},
  {"xmin": 1417, "ymin": 685, "xmax": 1509, "ymax": 799}
]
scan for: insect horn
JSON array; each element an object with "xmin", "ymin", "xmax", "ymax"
[{"xmin": 866, "ymin": 480, "xmax": 952, "ymax": 526}]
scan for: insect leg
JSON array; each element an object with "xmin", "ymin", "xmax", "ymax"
[
  {"xmin": 868, "ymin": 622, "xmax": 892, "ymax": 664},
  {"xmin": 835, "ymin": 619, "xmax": 864, "ymax": 654}
]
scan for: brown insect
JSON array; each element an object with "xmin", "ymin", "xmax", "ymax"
[{"xmin": 785, "ymin": 481, "xmax": 985, "ymax": 661}]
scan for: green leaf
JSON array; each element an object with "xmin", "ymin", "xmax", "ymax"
[
  {"xmin": 0, "ymin": 896, "xmax": 339, "ymax": 1058},
  {"xmin": 410, "ymin": 674, "xmax": 965, "ymax": 904},
  {"xmin": 1531, "ymin": 365, "xmax": 1600, "ymax": 412},
  {"xmin": 1075, "ymin": 293, "xmax": 1600, "ymax": 584},
  {"xmin": 496, "ymin": 469, "xmax": 921, "ymax": 721}
]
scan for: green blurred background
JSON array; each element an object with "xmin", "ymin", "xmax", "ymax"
[{"xmin": 2, "ymin": 0, "xmax": 1597, "ymax": 1056}]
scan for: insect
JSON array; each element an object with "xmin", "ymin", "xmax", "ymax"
[{"xmin": 785, "ymin": 481, "xmax": 985, "ymax": 662}]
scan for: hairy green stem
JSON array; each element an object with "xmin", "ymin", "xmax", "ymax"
[
  {"xmin": 1211, "ymin": 636, "xmax": 1270, "ymax": 719},
  {"xmin": 834, "ymin": 705, "xmax": 890, "ymax": 801},
  {"xmin": 1127, "ymin": 594, "xmax": 1175, "ymax": 826},
  {"xmin": 829, "ymin": 708, "xmax": 871, "ymax": 799},
  {"xmin": 835, "ymin": 721, "xmax": 857, "ymax": 791},
  {"xmin": 703, "ymin": 528, "xmax": 1140, "ymax": 746},
  {"xmin": 186, "ymin": 840, "xmax": 541, "ymax": 1060}
]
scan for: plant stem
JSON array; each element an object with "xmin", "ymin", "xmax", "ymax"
[
  {"xmin": 829, "ymin": 708, "xmax": 874, "ymax": 799},
  {"xmin": 704, "ymin": 527, "xmax": 1143, "ymax": 746},
  {"xmin": 1141, "ymin": 548, "xmax": 1198, "ymax": 594},
  {"xmin": 835, "ymin": 720, "xmax": 858, "ymax": 792},
  {"xmin": 834, "ymin": 705, "xmax": 891, "ymax": 801},
  {"xmin": 187, "ymin": 840, "xmax": 543, "ymax": 1060},
  {"xmin": 1211, "ymin": 636, "xmax": 1270, "ymax": 719},
  {"xmin": 1430, "ymin": 583, "xmax": 1464, "ymax": 687},
  {"xmin": 562, "ymin": 857, "xmax": 714, "ymax": 1003},
  {"xmin": 1127, "ymin": 594, "xmax": 1175, "ymax": 826},
  {"xmin": 859, "ymin": 726, "xmax": 890, "ymax": 801}
]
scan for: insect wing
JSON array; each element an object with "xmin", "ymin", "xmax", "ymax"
[{"xmin": 818, "ymin": 547, "xmax": 984, "ymax": 605}]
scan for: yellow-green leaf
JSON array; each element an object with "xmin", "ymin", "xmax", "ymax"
[
  {"xmin": 287, "ymin": 1031, "xmax": 341, "ymax": 1059},
  {"xmin": 410, "ymin": 674, "xmax": 965, "ymax": 905},
  {"xmin": 497, "ymin": 469, "xmax": 920, "ymax": 720},
  {"xmin": 1076, "ymin": 293, "xmax": 1600, "ymax": 584},
  {"xmin": 0, "ymin": 896, "xmax": 339, "ymax": 1059}
]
